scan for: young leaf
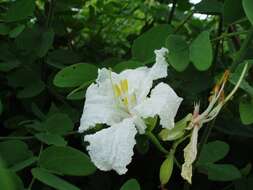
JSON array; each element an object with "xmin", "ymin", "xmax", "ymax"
[
  {"xmin": 239, "ymin": 97, "xmax": 253, "ymax": 125},
  {"xmin": 38, "ymin": 146, "xmax": 96, "ymax": 176},
  {"xmin": 120, "ymin": 179, "xmax": 141, "ymax": 190},
  {"xmin": 32, "ymin": 168, "xmax": 80, "ymax": 190},
  {"xmin": 197, "ymin": 140, "xmax": 229, "ymax": 165},
  {"xmin": 165, "ymin": 35, "xmax": 189, "ymax": 72},
  {"xmin": 243, "ymin": 0, "xmax": 253, "ymax": 25},
  {"xmin": 190, "ymin": 31, "xmax": 213, "ymax": 71},
  {"xmin": 53, "ymin": 63, "xmax": 98, "ymax": 88}
]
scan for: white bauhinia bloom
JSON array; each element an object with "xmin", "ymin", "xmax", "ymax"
[{"xmin": 79, "ymin": 47, "xmax": 183, "ymax": 174}]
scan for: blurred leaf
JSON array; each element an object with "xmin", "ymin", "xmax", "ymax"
[
  {"xmin": 120, "ymin": 178, "xmax": 141, "ymax": 190},
  {"xmin": 243, "ymin": 0, "xmax": 253, "ymax": 25},
  {"xmin": 10, "ymin": 156, "xmax": 37, "ymax": 172},
  {"xmin": 0, "ymin": 140, "xmax": 33, "ymax": 167},
  {"xmin": 43, "ymin": 113, "xmax": 74, "ymax": 135},
  {"xmin": 194, "ymin": 0, "xmax": 223, "ymax": 14},
  {"xmin": 0, "ymin": 23, "xmax": 10, "ymax": 35},
  {"xmin": 197, "ymin": 140, "xmax": 229, "ymax": 166},
  {"xmin": 203, "ymin": 163, "xmax": 242, "ymax": 181},
  {"xmin": 0, "ymin": 60, "xmax": 20, "ymax": 72},
  {"xmin": 0, "ymin": 158, "xmax": 15, "ymax": 190},
  {"xmin": 9, "ymin": 25, "xmax": 25, "ymax": 38},
  {"xmin": 165, "ymin": 35, "xmax": 189, "ymax": 72},
  {"xmin": 35, "ymin": 133, "xmax": 67, "ymax": 146},
  {"xmin": 5, "ymin": 0, "xmax": 35, "ymax": 22},
  {"xmin": 39, "ymin": 146, "xmax": 96, "ymax": 176},
  {"xmin": 190, "ymin": 31, "xmax": 213, "ymax": 71},
  {"xmin": 54, "ymin": 63, "xmax": 98, "ymax": 88},
  {"xmin": 224, "ymin": 0, "xmax": 245, "ymax": 25},
  {"xmin": 239, "ymin": 97, "xmax": 253, "ymax": 125},
  {"xmin": 32, "ymin": 168, "xmax": 80, "ymax": 190},
  {"xmin": 132, "ymin": 24, "xmax": 172, "ymax": 61},
  {"xmin": 36, "ymin": 28, "xmax": 55, "ymax": 57}
]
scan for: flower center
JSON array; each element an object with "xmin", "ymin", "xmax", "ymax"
[{"xmin": 113, "ymin": 79, "xmax": 136, "ymax": 111}]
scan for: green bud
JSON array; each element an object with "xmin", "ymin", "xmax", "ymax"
[
  {"xmin": 159, "ymin": 153, "xmax": 174, "ymax": 185},
  {"xmin": 159, "ymin": 114, "xmax": 192, "ymax": 141}
]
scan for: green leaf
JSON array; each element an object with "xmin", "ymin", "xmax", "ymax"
[
  {"xmin": 190, "ymin": 31, "xmax": 213, "ymax": 71},
  {"xmin": 9, "ymin": 25, "xmax": 25, "ymax": 38},
  {"xmin": 113, "ymin": 60, "xmax": 144, "ymax": 73},
  {"xmin": 132, "ymin": 24, "xmax": 172, "ymax": 62},
  {"xmin": 203, "ymin": 164, "xmax": 242, "ymax": 181},
  {"xmin": 120, "ymin": 179, "xmax": 141, "ymax": 190},
  {"xmin": 43, "ymin": 113, "xmax": 74, "ymax": 135},
  {"xmin": 39, "ymin": 146, "xmax": 96, "ymax": 176},
  {"xmin": 32, "ymin": 168, "xmax": 80, "ymax": 190},
  {"xmin": 243, "ymin": 0, "xmax": 253, "ymax": 25},
  {"xmin": 0, "ymin": 99, "xmax": 3, "ymax": 115},
  {"xmin": 0, "ymin": 23, "xmax": 10, "ymax": 35},
  {"xmin": 194, "ymin": 0, "xmax": 223, "ymax": 14},
  {"xmin": 165, "ymin": 35, "xmax": 189, "ymax": 72},
  {"xmin": 10, "ymin": 157, "xmax": 37, "ymax": 172},
  {"xmin": 197, "ymin": 140, "xmax": 229, "ymax": 165},
  {"xmin": 239, "ymin": 97, "xmax": 253, "ymax": 125},
  {"xmin": 224, "ymin": 0, "xmax": 245, "ymax": 25},
  {"xmin": 36, "ymin": 28, "xmax": 55, "ymax": 57},
  {"xmin": 0, "ymin": 140, "xmax": 33, "ymax": 167},
  {"xmin": 5, "ymin": 0, "xmax": 35, "ymax": 22},
  {"xmin": 0, "ymin": 60, "xmax": 20, "ymax": 72},
  {"xmin": 0, "ymin": 159, "xmax": 15, "ymax": 190},
  {"xmin": 53, "ymin": 63, "xmax": 98, "ymax": 87},
  {"xmin": 35, "ymin": 133, "xmax": 67, "ymax": 147},
  {"xmin": 160, "ymin": 153, "xmax": 174, "ymax": 185}
]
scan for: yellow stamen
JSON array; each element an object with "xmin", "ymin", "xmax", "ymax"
[
  {"xmin": 113, "ymin": 84, "xmax": 121, "ymax": 97},
  {"xmin": 120, "ymin": 79, "xmax": 128, "ymax": 93}
]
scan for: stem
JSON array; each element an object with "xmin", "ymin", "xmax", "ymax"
[
  {"xmin": 173, "ymin": 10, "xmax": 194, "ymax": 33},
  {"xmin": 168, "ymin": 0, "xmax": 177, "ymax": 24},
  {"xmin": 230, "ymin": 27, "xmax": 253, "ymax": 71},
  {"xmin": 212, "ymin": 30, "xmax": 249, "ymax": 42},
  {"xmin": 146, "ymin": 132, "xmax": 169, "ymax": 154}
]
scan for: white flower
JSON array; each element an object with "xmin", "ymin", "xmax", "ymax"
[{"xmin": 79, "ymin": 47, "xmax": 183, "ymax": 174}]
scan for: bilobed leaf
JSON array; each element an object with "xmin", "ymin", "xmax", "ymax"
[
  {"xmin": 32, "ymin": 168, "xmax": 80, "ymax": 190},
  {"xmin": 53, "ymin": 63, "xmax": 98, "ymax": 87},
  {"xmin": 35, "ymin": 133, "xmax": 67, "ymax": 147},
  {"xmin": 190, "ymin": 31, "xmax": 213, "ymax": 71},
  {"xmin": 132, "ymin": 25, "xmax": 172, "ymax": 62},
  {"xmin": 203, "ymin": 164, "xmax": 242, "ymax": 181},
  {"xmin": 44, "ymin": 113, "xmax": 74, "ymax": 135},
  {"xmin": 5, "ymin": 0, "xmax": 35, "ymax": 22},
  {"xmin": 39, "ymin": 146, "xmax": 96, "ymax": 176},
  {"xmin": 239, "ymin": 97, "xmax": 253, "ymax": 125},
  {"xmin": 120, "ymin": 179, "xmax": 141, "ymax": 190},
  {"xmin": 243, "ymin": 0, "xmax": 253, "ymax": 25},
  {"xmin": 165, "ymin": 35, "xmax": 189, "ymax": 72},
  {"xmin": 0, "ymin": 140, "xmax": 33, "ymax": 167},
  {"xmin": 197, "ymin": 140, "xmax": 229, "ymax": 165}
]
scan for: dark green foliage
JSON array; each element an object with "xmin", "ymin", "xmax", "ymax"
[{"xmin": 1, "ymin": 0, "xmax": 253, "ymax": 190}]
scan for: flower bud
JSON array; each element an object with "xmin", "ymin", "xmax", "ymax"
[{"xmin": 160, "ymin": 152, "xmax": 174, "ymax": 185}]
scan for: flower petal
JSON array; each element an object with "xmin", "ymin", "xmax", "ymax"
[
  {"xmin": 79, "ymin": 79, "xmax": 128, "ymax": 132},
  {"xmin": 181, "ymin": 126, "xmax": 199, "ymax": 184},
  {"xmin": 134, "ymin": 82, "xmax": 183, "ymax": 129},
  {"xmin": 84, "ymin": 119, "xmax": 137, "ymax": 175}
]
